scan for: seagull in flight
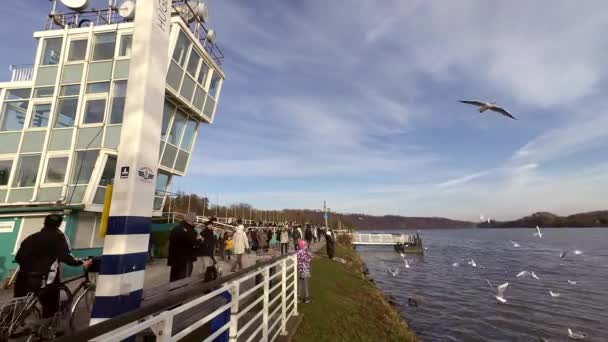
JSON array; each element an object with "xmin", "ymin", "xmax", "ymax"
[
  {"xmin": 495, "ymin": 282, "xmax": 509, "ymax": 304},
  {"xmin": 459, "ymin": 100, "xmax": 517, "ymax": 120},
  {"xmin": 568, "ymin": 328, "xmax": 587, "ymax": 340},
  {"xmin": 468, "ymin": 259, "xmax": 477, "ymax": 268},
  {"xmin": 534, "ymin": 226, "xmax": 543, "ymax": 238},
  {"xmin": 403, "ymin": 259, "xmax": 412, "ymax": 269},
  {"xmin": 387, "ymin": 267, "xmax": 399, "ymax": 277},
  {"xmin": 516, "ymin": 271, "xmax": 540, "ymax": 279},
  {"xmin": 452, "ymin": 262, "xmax": 460, "ymax": 267},
  {"xmin": 549, "ymin": 290, "xmax": 561, "ymax": 298},
  {"xmin": 567, "ymin": 280, "xmax": 577, "ymax": 285},
  {"xmin": 509, "ymin": 240, "xmax": 521, "ymax": 247}
]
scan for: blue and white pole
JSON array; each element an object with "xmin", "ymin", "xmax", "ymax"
[{"xmin": 90, "ymin": 0, "xmax": 170, "ymax": 325}]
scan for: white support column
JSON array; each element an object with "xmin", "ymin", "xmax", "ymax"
[
  {"xmin": 292, "ymin": 255, "xmax": 299, "ymax": 316},
  {"xmin": 262, "ymin": 266, "xmax": 270, "ymax": 341},
  {"xmin": 228, "ymin": 282, "xmax": 240, "ymax": 342},
  {"xmin": 91, "ymin": 0, "xmax": 171, "ymax": 324},
  {"xmin": 280, "ymin": 258, "xmax": 287, "ymax": 335},
  {"xmin": 151, "ymin": 312, "xmax": 173, "ymax": 342}
]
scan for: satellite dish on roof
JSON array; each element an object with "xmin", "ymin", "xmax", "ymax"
[
  {"xmin": 118, "ymin": 0, "xmax": 136, "ymax": 20},
  {"xmin": 205, "ymin": 29, "xmax": 215, "ymax": 43},
  {"xmin": 60, "ymin": 0, "xmax": 90, "ymax": 12}
]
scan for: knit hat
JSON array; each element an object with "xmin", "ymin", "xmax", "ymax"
[{"xmin": 184, "ymin": 212, "xmax": 197, "ymax": 225}]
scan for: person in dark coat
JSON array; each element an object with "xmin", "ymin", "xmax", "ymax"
[
  {"xmin": 15, "ymin": 214, "xmax": 91, "ymax": 318},
  {"xmin": 304, "ymin": 224, "xmax": 313, "ymax": 246},
  {"xmin": 199, "ymin": 221, "xmax": 216, "ymax": 272},
  {"xmin": 325, "ymin": 229, "xmax": 336, "ymax": 259},
  {"xmin": 168, "ymin": 213, "xmax": 198, "ymax": 282}
]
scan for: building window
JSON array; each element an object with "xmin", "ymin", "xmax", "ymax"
[
  {"xmin": 109, "ymin": 81, "xmax": 127, "ymax": 124},
  {"xmin": 186, "ymin": 50, "xmax": 200, "ymax": 76},
  {"xmin": 99, "ymin": 155, "xmax": 116, "ymax": 186},
  {"xmin": 180, "ymin": 119, "xmax": 197, "ymax": 150},
  {"xmin": 209, "ymin": 73, "xmax": 221, "ymax": 98},
  {"xmin": 60, "ymin": 85, "xmax": 80, "ymax": 97},
  {"xmin": 29, "ymin": 103, "xmax": 51, "ymax": 128},
  {"xmin": 54, "ymin": 98, "xmax": 78, "ymax": 128},
  {"xmin": 6, "ymin": 88, "xmax": 31, "ymax": 101},
  {"xmin": 44, "ymin": 156, "xmax": 69, "ymax": 184},
  {"xmin": 0, "ymin": 101, "xmax": 28, "ymax": 131},
  {"xmin": 0, "ymin": 160, "xmax": 13, "ymax": 186},
  {"xmin": 197, "ymin": 63, "xmax": 209, "ymax": 85},
  {"xmin": 41, "ymin": 37, "xmax": 63, "ymax": 65},
  {"xmin": 71, "ymin": 150, "xmax": 99, "ymax": 184},
  {"xmin": 13, "ymin": 155, "xmax": 41, "ymax": 187},
  {"xmin": 92, "ymin": 32, "xmax": 116, "ymax": 61},
  {"xmin": 82, "ymin": 98, "xmax": 106, "ymax": 124},
  {"xmin": 118, "ymin": 34, "xmax": 132, "ymax": 57},
  {"xmin": 168, "ymin": 110, "xmax": 186, "ymax": 145},
  {"xmin": 86, "ymin": 82, "xmax": 111, "ymax": 94},
  {"xmin": 33, "ymin": 87, "xmax": 54, "ymax": 98},
  {"xmin": 67, "ymin": 38, "xmax": 88, "ymax": 62},
  {"xmin": 172, "ymin": 31, "xmax": 190, "ymax": 67},
  {"xmin": 161, "ymin": 101, "xmax": 174, "ymax": 141}
]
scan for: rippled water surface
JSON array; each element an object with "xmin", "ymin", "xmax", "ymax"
[{"xmin": 357, "ymin": 228, "xmax": 608, "ymax": 342}]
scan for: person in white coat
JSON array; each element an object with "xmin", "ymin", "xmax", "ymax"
[{"xmin": 230, "ymin": 221, "xmax": 250, "ymax": 272}]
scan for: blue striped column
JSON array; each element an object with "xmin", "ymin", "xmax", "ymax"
[{"xmin": 91, "ymin": 0, "xmax": 170, "ymax": 325}]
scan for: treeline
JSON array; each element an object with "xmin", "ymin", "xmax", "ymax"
[
  {"xmin": 478, "ymin": 211, "xmax": 608, "ymax": 228},
  {"xmin": 163, "ymin": 193, "xmax": 355, "ymax": 230}
]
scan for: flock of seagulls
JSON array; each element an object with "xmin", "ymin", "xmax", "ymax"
[{"xmin": 386, "ymin": 225, "xmax": 590, "ymax": 340}]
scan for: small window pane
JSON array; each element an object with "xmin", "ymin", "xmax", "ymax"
[
  {"xmin": 109, "ymin": 81, "xmax": 127, "ymax": 124},
  {"xmin": 6, "ymin": 89, "xmax": 31, "ymax": 101},
  {"xmin": 33, "ymin": 87, "xmax": 54, "ymax": 98},
  {"xmin": 99, "ymin": 155, "xmax": 116, "ymax": 186},
  {"xmin": 186, "ymin": 50, "xmax": 200, "ymax": 76},
  {"xmin": 60, "ymin": 85, "xmax": 80, "ymax": 96},
  {"xmin": 71, "ymin": 150, "xmax": 99, "ymax": 184},
  {"xmin": 155, "ymin": 172, "xmax": 170, "ymax": 193},
  {"xmin": 83, "ymin": 99, "xmax": 106, "ymax": 124},
  {"xmin": 0, "ymin": 160, "xmax": 13, "ymax": 186},
  {"xmin": 209, "ymin": 73, "xmax": 221, "ymax": 98},
  {"xmin": 1, "ymin": 101, "xmax": 28, "ymax": 131},
  {"xmin": 161, "ymin": 101, "xmax": 174, "ymax": 141},
  {"xmin": 45, "ymin": 156, "xmax": 69, "ymax": 183},
  {"xmin": 180, "ymin": 119, "xmax": 197, "ymax": 150},
  {"xmin": 92, "ymin": 33, "xmax": 116, "ymax": 61},
  {"xmin": 118, "ymin": 34, "xmax": 132, "ymax": 57},
  {"xmin": 172, "ymin": 32, "xmax": 190, "ymax": 66},
  {"xmin": 86, "ymin": 82, "xmax": 111, "ymax": 94},
  {"xmin": 13, "ymin": 155, "xmax": 41, "ymax": 187},
  {"xmin": 54, "ymin": 98, "xmax": 78, "ymax": 128},
  {"xmin": 67, "ymin": 39, "xmax": 88, "ymax": 61},
  {"xmin": 41, "ymin": 38, "xmax": 63, "ymax": 65},
  {"xmin": 197, "ymin": 63, "xmax": 209, "ymax": 85},
  {"xmin": 168, "ymin": 111, "xmax": 186, "ymax": 145},
  {"xmin": 29, "ymin": 103, "xmax": 51, "ymax": 128}
]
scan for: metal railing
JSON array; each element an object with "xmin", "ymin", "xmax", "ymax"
[
  {"xmin": 8, "ymin": 64, "xmax": 34, "ymax": 82},
  {"xmin": 56, "ymin": 254, "xmax": 299, "ymax": 342}
]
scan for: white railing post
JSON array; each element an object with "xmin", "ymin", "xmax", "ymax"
[
  {"xmin": 262, "ymin": 266, "xmax": 270, "ymax": 341},
  {"xmin": 292, "ymin": 255, "xmax": 299, "ymax": 316},
  {"xmin": 280, "ymin": 258, "xmax": 287, "ymax": 335},
  {"xmin": 151, "ymin": 312, "xmax": 173, "ymax": 342},
  {"xmin": 228, "ymin": 282, "xmax": 240, "ymax": 342}
]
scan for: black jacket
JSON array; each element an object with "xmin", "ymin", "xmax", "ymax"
[
  {"xmin": 167, "ymin": 222, "xmax": 197, "ymax": 267},
  {"xmin": 200, "ymin": 227, "xmax": 216, "ymax": 257},
  {"xmin": 15, "ymin": 226, "xmax": 81, "ymax": 279},
  {"xmin": 305, "ymin": 227, "xmax": 313, "ymax": 241}
]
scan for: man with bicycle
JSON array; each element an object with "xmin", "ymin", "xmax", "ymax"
[{"xmin": 14, "ymin": 214, "xmax": 92, "ymax": 318}]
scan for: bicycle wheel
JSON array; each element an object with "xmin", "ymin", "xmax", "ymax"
[
  {"xmin": 69, "ymin": 284, "xmax": 95, "ymax": 330},
  {"xmin": 9, "ymin": 305, "xmax": 41, "ymax": 338}
]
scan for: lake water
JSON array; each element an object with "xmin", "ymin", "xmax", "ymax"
[{"xmin": 357, "ymin": 228, "xmax": 608, "ymax": 342}]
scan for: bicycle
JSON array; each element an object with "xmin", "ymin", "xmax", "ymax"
[{"xmin": 0, "ymin": 257, "xmax": 99, "ymax": 341}]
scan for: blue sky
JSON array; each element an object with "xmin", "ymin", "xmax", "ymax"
[{"xmin": 2, "ymin": 1, "xmax": 608, "ymax": 220}]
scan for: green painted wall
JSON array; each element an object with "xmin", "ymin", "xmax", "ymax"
[{"xmin": 0, "ymin": 217, "xmax": 22, "ymax": 279}]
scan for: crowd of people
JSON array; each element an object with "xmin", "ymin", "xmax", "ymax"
[{"xmin": 167, "ymin": 214, "xmax": 336, "ymax": 282}]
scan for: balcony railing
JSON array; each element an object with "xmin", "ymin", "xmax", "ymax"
[{"xmin": 8, "ymin": 64, "xmax": 34, "ymax": 82}]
